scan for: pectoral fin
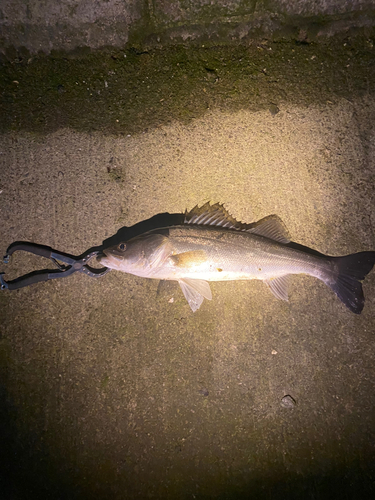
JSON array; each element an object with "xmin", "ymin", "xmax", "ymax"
[
  {"xmin": 178, "ymin": 278, "xmax": 212, "ymax": 312},
  {"xmin": 170, "ymin": 250, "xmax": 208, "ymax": 268},
  {"xmin": 265, "ymin": 275, "xmax": 290, "ymax": 301}
]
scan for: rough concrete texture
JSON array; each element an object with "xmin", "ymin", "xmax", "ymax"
[
  {"xmin": 0, "ymin": 0, "xmax": 143, "ymax": 54},
  {"xmin": 1, "ymin": 39, "xmax": 375, "ymax": 499},
  {"xmin": 1, "ymin": 0, "xmax": 375, "ymax": 54}
]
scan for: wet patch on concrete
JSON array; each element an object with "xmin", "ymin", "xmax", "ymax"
[{"xmin": 1, "ymin": 36, "xmax": 375, "ymax": 135}]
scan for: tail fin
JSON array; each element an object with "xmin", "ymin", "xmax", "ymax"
[{"xmin": 328, "ymin": 252, "xmax": 375, "ymax": 314}]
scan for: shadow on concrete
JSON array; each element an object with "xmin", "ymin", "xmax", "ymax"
[
  {"xmin": 0, "ymin": 385, "xmax": 374, "ymax": 500},
  {"xmin": 102, "ymin": 212, "xmax": 185, "ymax": 249}
]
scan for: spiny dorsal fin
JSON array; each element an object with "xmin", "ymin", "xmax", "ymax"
[
  {"xmin": 185, "ymin": 202, "xmax": 249, "ymax": 230},
  {"xmin": 185, "ymin": 203, "xmax": 290, "ymax": 243},
  {"xmin": 247, "ymin": 215, "xmax": 290, "ymax": 243}
]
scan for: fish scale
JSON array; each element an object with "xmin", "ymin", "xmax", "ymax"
[{"xmin": 168, "ymin": 225, "xmax": 328, "ymax": 281}]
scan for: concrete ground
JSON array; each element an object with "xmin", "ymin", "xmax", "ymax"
[{"xmin": 0, "ymin": 38, "xmax": 375, "ymax": 499}]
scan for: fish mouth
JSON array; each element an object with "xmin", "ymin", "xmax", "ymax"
[
  {"xmin": 102, "ymin": 247, "xmax": 124, "ymax": 258},
  {"xmin": 97, "ymin": 252, "xmax": 108, "ymax": 265},
  {"xmin": 97, "ymin": 249, "xmax": 111, "ymax": 260},
  {"xmin": 98, "ymin": 249, "xmax": 123, "ymax": 266}
]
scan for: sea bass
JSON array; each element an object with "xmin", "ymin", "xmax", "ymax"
[{"xmin": 99, "ymin": 203, "xmax": 375, "ymax": 314}]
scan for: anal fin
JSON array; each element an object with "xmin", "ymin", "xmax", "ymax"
[{"xmin": 265, "ymin": 275, "xmax": 290, "ymax": 301}]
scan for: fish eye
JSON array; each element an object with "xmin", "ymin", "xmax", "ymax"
[{"xmin": 118, "ymin": 243, "xmax": 126, "ymax": 251}]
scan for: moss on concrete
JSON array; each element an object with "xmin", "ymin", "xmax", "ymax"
[{"xmin": 1, "ymin": 35, "xmax": 375, "ymax": 136}]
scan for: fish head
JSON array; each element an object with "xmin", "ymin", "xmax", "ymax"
[{"xmin": 99, "ymin": 232, "xmax": 170, "ymax": 276}]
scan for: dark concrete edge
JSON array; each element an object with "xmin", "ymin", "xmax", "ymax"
[
  {"xmin": 1, "ymin": 10, "xmax": 375, "ymax": 59},
  {"xmin": 138, "ymin": 11, "xmax": 375, "ymax": 47}
]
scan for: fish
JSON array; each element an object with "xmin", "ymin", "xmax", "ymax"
[{"xmin": 99, "ymin": 203, "xmax": 375, "ymax": 314}]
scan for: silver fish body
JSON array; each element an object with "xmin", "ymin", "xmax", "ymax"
[
  {"xmin": 108, "ymin": 225, "xmax": 331, "ymax": 283},
  {"xmin": 99, "ymin": 204, "xmax": 375, "ymax": 313}
]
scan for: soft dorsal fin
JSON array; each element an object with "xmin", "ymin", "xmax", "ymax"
[
  {"xmin": 247, "ymin": 215, "xmax": 290, "ymax": 244},
  {"xmin": 185, "ymin": 202, "xmax": 248, "ymax": 230}
]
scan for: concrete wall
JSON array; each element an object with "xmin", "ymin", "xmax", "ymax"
[{"xmin": 1, "ymin": 0, "xmax": 375, "ymax": 54}]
